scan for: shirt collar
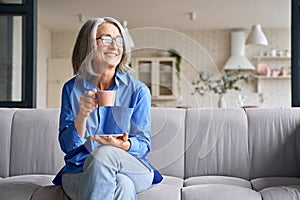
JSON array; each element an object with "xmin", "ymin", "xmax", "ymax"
[
  {"xmin": 115, "ymin": 70, "xmax": 129, "ymax": 87},
  {"xmin": 82, "ymin": 70, "xmax": 129, "ymax": 91},
  {"xmin": 83, "ymin": 78, "xmax": 97, "ymax": 91}
]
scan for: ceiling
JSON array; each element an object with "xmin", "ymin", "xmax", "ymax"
[{"xmin": 37, "ymin": 0, "xmax": 291, "ymax": 32}]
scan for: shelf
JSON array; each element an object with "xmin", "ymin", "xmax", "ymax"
[
  {"xmin": 152, "ymin": 95, "xmax": 176, "ymax": 100},
  {"xmin": 256, "ymin": 75, "xmax": 291, "ymax": 79},
  {"xmin": 254, "ymin": 56, "xmax": 291, "ymax": 60}
]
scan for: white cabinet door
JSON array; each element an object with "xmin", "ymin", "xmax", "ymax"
[{"xmin": 132, "ymin": 57, "xmax": 176, "ymax": 100}]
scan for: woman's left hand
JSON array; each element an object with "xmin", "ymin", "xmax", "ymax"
[{"xmin": 91, "ymin": 132, "xmax": 131, "ymax": 151}]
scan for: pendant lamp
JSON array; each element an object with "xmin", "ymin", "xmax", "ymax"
[{"xmin": 246, "ymin": 24, "xmax": 268, "ymax": 46}]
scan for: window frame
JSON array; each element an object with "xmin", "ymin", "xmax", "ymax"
[{"xmin": 0, "ymin": 0, "xmax": 37, "ymax": 108}]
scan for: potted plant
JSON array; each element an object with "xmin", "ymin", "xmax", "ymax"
[{"xmin": 192, "ymin": 70, "xmax": 252, "ymax": 107}]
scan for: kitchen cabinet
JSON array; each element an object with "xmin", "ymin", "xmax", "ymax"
[{"xmin": 131, "ymin": 57, "xmax": 177, "ymax": 100}]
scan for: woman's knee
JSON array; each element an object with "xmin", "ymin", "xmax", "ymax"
[
  {"xmin": 83, "ymin": 145, "xmax": 123, "ymax": 170},
  {"xmin": 92, "ymin": 145, "xmax": 123, "ymax": 158},
  {"xmin": 115, "ymin": 174, "xmax": 136, "ymax": 200}
]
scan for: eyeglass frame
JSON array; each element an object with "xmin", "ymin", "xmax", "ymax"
[{"xmin": 96, "ymin": 34, "xmax": 124, "ymax": 48}]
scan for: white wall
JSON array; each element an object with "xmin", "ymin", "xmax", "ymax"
[{"xmin": 37, "ymin": 24, "xmax": 51, "ymax": 108}]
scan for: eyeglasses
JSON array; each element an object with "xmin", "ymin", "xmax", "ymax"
[{"xmin": 96, "ymin": 35, "xmax": 124, "ymax": 47}]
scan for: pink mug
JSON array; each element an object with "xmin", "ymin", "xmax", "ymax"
[{"xmin": 97, "ymin": 90, "xmax": 116, "ymax": 106}]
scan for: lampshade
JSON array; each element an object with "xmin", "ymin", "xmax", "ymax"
[{"xmin": 246, "ymin": 24, "xmax": 268, "ymax": 46}]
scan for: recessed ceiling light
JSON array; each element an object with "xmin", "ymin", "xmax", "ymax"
[{"xmin": 189, "ymin": 12, "xmax": 197, "ymax": 21}]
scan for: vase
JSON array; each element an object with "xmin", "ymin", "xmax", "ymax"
[{"xmin": 218, "ymin": 94, "xmax": 226, "ymax": 108}]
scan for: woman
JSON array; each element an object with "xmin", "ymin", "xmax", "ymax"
[{"xmin": 53, "ymin": 17, "xmax": 162, "ymax": 200}]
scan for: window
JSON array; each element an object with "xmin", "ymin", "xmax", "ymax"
[{"xmin": 0, "ymin": 0, "xmax": 37, "ymax": 107}]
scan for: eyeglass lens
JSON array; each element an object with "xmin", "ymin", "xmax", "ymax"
[{"xmin": 99, "ymin": 35, "xmax": 123, "ymax": 47}]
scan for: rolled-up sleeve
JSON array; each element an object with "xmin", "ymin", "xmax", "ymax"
[{"xmin": 58, "ymin": 82, "xmax": 85, "ymax": 155}]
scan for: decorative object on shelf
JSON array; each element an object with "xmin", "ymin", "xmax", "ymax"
[
  {"xmin": 167, "ymin": 49, "xmax": 182, "ymax": 102},
  {"xmin": 257, "ymin": 63, "xmax": 288, "ymax": 77},
  {"xmin": 280, "ymin": 67, "xmax": 288, "ymax": 76},
  {"xmin": 257, "ymin": 63, "xmax": 268, "ymax": 75},
  {"xmin": 284, "ymin": 49, "xmax": 291, "ymax": 57},
  {"xmin": 191, "ymin": 70, "xmax": 252, "ymax": 107},
  {"xmin": 271, "ymin": 69, "xmax": 281, "ymax": 77}
]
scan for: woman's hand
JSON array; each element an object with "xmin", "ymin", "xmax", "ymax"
[
  {"xmin": 91, "ymin": 132, "xmax": 131, "ymax": 151},
  {"xmin": 75, "ymin": 89, "xmax": 98, "ymax": 138},
  {"xmin": 79, "ymin": 89, "xmax": 98, "ymax": 117}
]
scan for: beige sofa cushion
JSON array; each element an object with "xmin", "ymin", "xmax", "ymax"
[
  {"xmin": 0, "ymin": 108, "xmax": 17, "ymax": 178},
  {"xmin": 148, "ymin": 108, "xmax": 186, "ymax": 178},
  {"xmin": 9, "ymin": 109, "xmax": 64, "ymax": 176},
  {"xmin": 246, "ymin": 108, "xmax": 300, "ymax": 179},
  {"xmin": 185, "ymin": 108, "xmax": 250, "ymax": 179}
]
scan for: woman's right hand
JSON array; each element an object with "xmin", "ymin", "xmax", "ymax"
[
  {"xmin": 75, "ymin": 89, "xmax": 98, "ymax": 137},
  {"xmin": 78, "ymin": 89, "xmax": 98, "ymax": 118}
]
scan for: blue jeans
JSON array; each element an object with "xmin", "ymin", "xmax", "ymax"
[{"xmin": 62, "ymin": 145, "xmax": 154, "ymax": 200}]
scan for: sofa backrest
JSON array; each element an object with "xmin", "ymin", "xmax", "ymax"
[
  {"xmin": 3, "ymin": 107, "xmax": 299, "ymax": 181},
  {"xmin": 148, "ymin": 108, "xmax": 186, "ymax": 179},
  {"xmin": 185, "ymin": 108, "xmax": 250, "ymax": 180},
  {"xmin": 9, "ymin": 109, "xmax": 65, "ymax": 176},
  {"xmin": 1, "ymin": 108, "xmax": 185, "ymax": 179},
  {"xmin": 0, "ymin": 108, "xmax": 17, "ymax": 178},
  {"xmin": 246, "ymin": 108, "xmax": 300, "ymax": 179}
]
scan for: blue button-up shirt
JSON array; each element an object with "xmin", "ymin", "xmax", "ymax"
[{"xmin": 53, "ymin": 70, "xmax": 162, "ymax": 185}]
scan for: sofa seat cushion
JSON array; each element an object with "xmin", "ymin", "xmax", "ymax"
[
  {"xmin": 137, "ymin": 175, "xmax": 183, "ymax": 200},
  {"xmin": 31, "ymin": 185, "xmax": 69, "ymax": 200},
  {"xmin": 251, "ymin": 177, "xmax": 300, "ymax": 191},
  {"xmin": 185, "ymin": 176, "xmax": 251, "ymax": 189},
  {"xmin": 28, "ymin": 175, "xmax": 183, "ymax": 200},
  {"xmin": 160, "ymin": 175, "xmax": 184, "ymax": 187},
  {"xmin": 0, "ymin": 181, "xmax": 40, "ymax": 200},
  {"xmin": 0, "ymin": 174, "xmax": 56, "ymax": 200},
  {"xmin": 0, "ymin": 174, "xmax": 55, "ymax": 186},
  {"xmin": 260, "ymin": 185, "xmax": 300, "ymax": 200},
  {"xmin": 182, "ymin": 184, "xmax": 262, "ymax": 200}
]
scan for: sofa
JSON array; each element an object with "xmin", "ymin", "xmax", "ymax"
[{"xmin": 1, "ymin": 107, "xmax": 300, "ymax": 200}]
